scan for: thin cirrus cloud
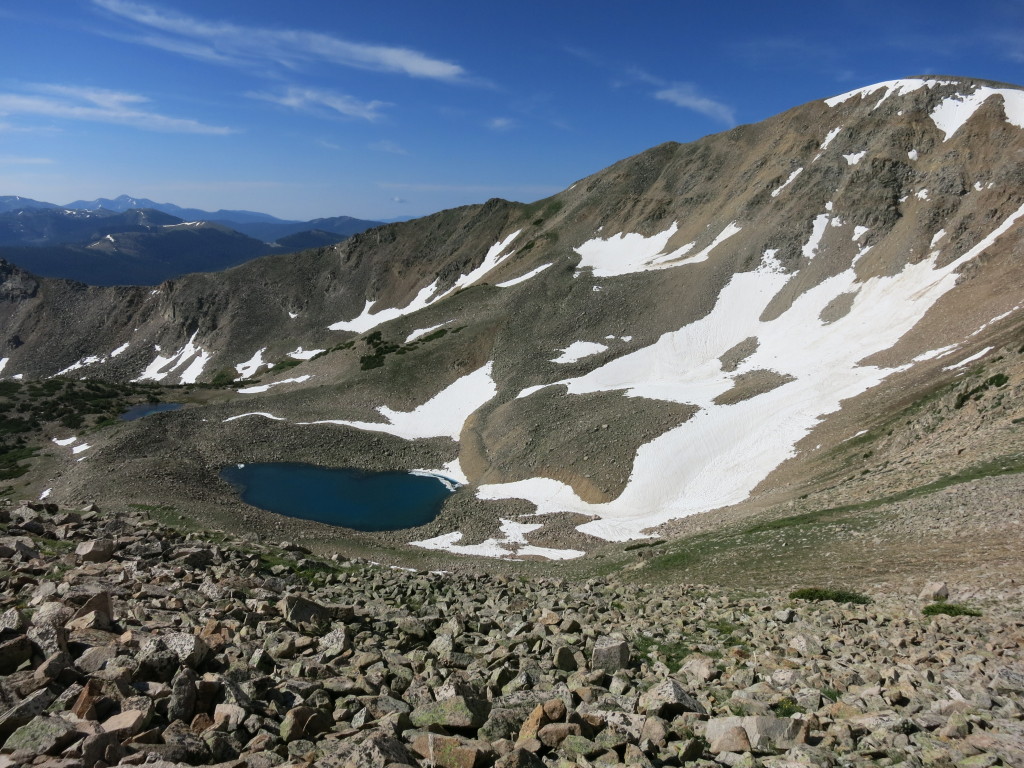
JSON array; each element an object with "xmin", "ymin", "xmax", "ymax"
[
  {"xmin": 91, "ymin": 0, "xmax": 471, "ymax": 83},
  {"xmin": 0, "ymin": 83, "xmax": 234, "ymax": 134},
  {"xmin": 249, "ymin": 87, "xmax": 388, "ymax": 122},
  {"xmin": 624, "ymin": 68, "xmax": 736, "ymax": 126},
  {"xmin": 653, "ymin": 84, "xmax": 736, "ymax": 126},
  {"xmin": 486, "ymin": 117, "xmax": 516, "ymax": 131},
  {"xmin": 369, "ymin": 140, "xmax": 409, "ymax": 155}
]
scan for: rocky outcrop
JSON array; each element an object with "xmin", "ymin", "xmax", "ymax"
[{"xmin": 0, "ymin": 500, "xmax": 1021, "ymax": 767}]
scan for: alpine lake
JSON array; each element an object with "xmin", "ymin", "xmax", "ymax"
[{"xmin": 219, "ymin": 462, "xmax": 456, "ymax": 531}]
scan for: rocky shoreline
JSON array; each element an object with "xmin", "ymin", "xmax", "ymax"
[{"xmin": 1, "ymin": 500, "xmax": 1022, "ymax": 768}]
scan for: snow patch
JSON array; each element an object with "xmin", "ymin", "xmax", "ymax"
[
  {"xmin": 72, "ymin": 443, "xmax": 91, "ymax": 455},
  {"xmin": 843, "ymin": 151, "xmax": 866, "ymax": 165},
  {"xmin": 674, "ymin": 222, "xmax": 741, "ymax": 266},
  {"xmin": 39, "ymin": 488, "xmax": 51, "ymax": 500},
  {"xmin": 916, "ymin": 189, "xmax": 930, "ymax": 201},
  {"xmin": 970, "ymin": 305, "xmax": 1020, "ymax": 337},
  {"xmin": 496, "ymin": 263, "xmax": 552, "ymax": 288},
  {"xmin": 757, "ymin": 249, "xmax": 786, "ymax": 275},
  {"xmin": 802, "ymin": 212, "xmax": 832, "ymax": 260},
  {"xmin": 287, "ymin": 347, "xmax": 325, "ymax": 360},
  {"xmin": 405, "ymin": 323, "xmax": 450, "ymax": 344},
  {"xmin": 943, "ymin": 347, "xmax": 994, "ymax": 371},
  {"xmin": 136, "ymin": 332, "xmax": 210, "ymax": 385},
  {"xmin": 552, "ymin": 341, "xmax": 608, "ymax": 364},
  {"xmin": 411, "ymin": 519, "xmax": 585, "ymax": 560},
  {"xmin": 235, "ymin": 348, "xmax": 268, "ymax": 380},
  {"xmin": 222, "ymin": 412, "xmax": 286, "ymax": 422},
  {"xmin": 913, "ymin": 345, "xmax": 959, "ymax": 362},
  {"xmin": 328, "ymin": 230, "xmax": 521, "ymax": 334},
  {"xmin": 412, "ymin": 458, "xmax": 468, "ymax": 488},
  {"xmin": 771, "ymin": 168, "xmax": 803, "ymax": 197},
  {"xmin": 516, "ymin": 384, "xmax": 552, "ymax": 399},
  {"xmin": 575, "ymin": 222, "xmax": 689, "ymax": 277},
  {"xmin": 56, "ymin": 356, "xmax": 101, "ymax": 376},
  {"xmin": 300, "ymin": 362, "xmax": 496, "ymax": 442},
  {"xmin": 819, "ymin": 126, "xmax": 842, "ymax": 150},
  {"xmin": 409, "ymin": 469, "xmax": 462, "ymax": 492},
  {"xmin": 931, "ymin": 86, "xmax": 1024, "ymax": 141},
  {"xmin": 110, "ymin": 343, "xmax": 129, "ymax": 358},
  {"xmin": 52, "ymin": 436, "xmax": 77, "ymax": 446},
  {"xmin": 824, "ymin": 78, "xmax": 946, "ymax": 108},
  {"xmin": 575, "ymin": 221, "xmax": 740, "ymax": 277},
  {"xmin": 444, "ymin": 229, "xmax": 522, "ymax": 294},
  {"xmin": 0, "ymin": 358, "xmax": 7, "ymax": 375},
  {"xmin": 237, "ymin": 375, "xmax": 311, "ymax": 394},
  {"xmin": 328, "ymin": 282, "xmax": 441, "ymax": 334},
  {"xmin": 908, "ymin": 149, "xmax": 919, "ymax": 161}
]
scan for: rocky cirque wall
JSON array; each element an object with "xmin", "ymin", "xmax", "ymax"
[{"xmin": 5, "ymin": 77, "xmax": 1024, "ymax": 556}]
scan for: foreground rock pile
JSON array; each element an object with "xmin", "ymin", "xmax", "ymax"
[{"xmin": 0, "ymin": 502, "xmax": 1022, "ymax": 768}]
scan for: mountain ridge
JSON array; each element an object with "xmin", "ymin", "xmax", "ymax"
[{"xmin": 2, "ymin": 75, "xmax": 1024, "ymax": 566}]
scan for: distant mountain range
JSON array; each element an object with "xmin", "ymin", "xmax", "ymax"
[{"xmin": 0, "ymin": 194, "xmax": 383, "ymax": 285}]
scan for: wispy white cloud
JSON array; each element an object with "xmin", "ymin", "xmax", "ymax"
[
  {"xmin": 0, "ymin": 156, "xmax": 54, "ymax": 165},
  {"xmin": 653, "ymin": 84, "xmax": 736, "ymax": 125},
  {"xmin": 486, "ymin": 117, "xmax": 516, "ymax": 131},
  {"xmin": 0, "ymin": 83, "xmax": 234, "ymax": 134},
  {"xmin": 567, "ymin": 52, "xmax": 735, "ymax": 127},
  {"xmin": 249, "ymin": 86, "xmax": 387, "ymax": 122},
  {"xmin": 626, "ymin": 68, "xmax": 735, "ymax": 126},
  {"xmin": 369, "ymin": 139, "xmax": 408, "ymax": 155},
  {"xmin": 990, "ymin": 31, "xmax": 1024, "ymax": 63},
  {"xmin": 92, "ymin": 0, "xmax": 470, "ymax": 82}
]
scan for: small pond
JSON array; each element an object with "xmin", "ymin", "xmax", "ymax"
[
  {"xmin": 220, "ymin": 462, "xmax": 457, "ymax": 531},
  {"xmin": 120, "ymin": 402, "xmax": 184, "ymax": 421}
]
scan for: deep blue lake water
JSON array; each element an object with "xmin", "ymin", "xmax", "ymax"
[
  {"xmin": 219, "ymin": 462, "xmax": 456, "ymax": 531},
  {"xmin": 120, "ymin": 402, "xmax": 184, "ymax": 421}
]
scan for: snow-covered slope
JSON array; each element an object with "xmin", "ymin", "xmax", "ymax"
[{"xmin": 5, "ymin": 76, "xmax": 1024, "ymax": 560}]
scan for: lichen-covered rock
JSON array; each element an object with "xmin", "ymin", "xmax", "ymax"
[
  {"xmin": 3, "ymin": 714, "xmax": 79, "ymax": 755},
  {"xmin": 410, "ymin": 696, "xmax": 490, "ymax": 730}
]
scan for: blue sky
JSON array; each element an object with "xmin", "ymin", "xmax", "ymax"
[{"xmin": 2, "ymin": 1, "xmax": 1023, "ymax": 221}]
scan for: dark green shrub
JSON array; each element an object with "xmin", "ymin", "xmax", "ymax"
[
  {"xmin": 772, "ymin": 697, "xmax": 806, "ymax": 717},
  {"xmin": 271, "ymin": 358, "xmax": 302, "ymax": 372},
  {"xmin": 922, "ymin": 602, "xmax": 981, "ymax": 617},
  {"xmin": 209, "ymin": 369, "xmax": 236, "ymax": 387},
  {"xmin": 788, "ymin": 588, "xmax": 871, "ymax": 605}
]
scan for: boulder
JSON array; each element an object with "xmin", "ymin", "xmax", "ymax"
[
  {"xmin": 277, "ymin": 595, "xmax": 331, "ymax": 626},
  {"xmin": 0, "ymin": 635, "xmax": 32, "ymax": 675},
  {"xmin": 637, "ymin": 678, "xmax": 706, "ymax": 717},
  {"xmin": 410, "ymin": 696, "xmax": 490, "ymax": 731},
  {"xmin": 918, "ymin": 581, "xmax": 949, "ymax": 601},
  {"xmin": 3, "ymin": 715, "xmax": 79, "ymax": 756},
  {"xmin": 591, "ymin": 635, "xmax": 630, "ymax": 673},
  {"xmin": 75, "ymin": 538, "xmax": 116, "ymax": 563},
  {"xmin": 279, "ymin": 706, "xmax": 331, "ymax": 743},
  {"xmin": 705, "ymin": 715, "xmax": 808, "ymax": 755}
]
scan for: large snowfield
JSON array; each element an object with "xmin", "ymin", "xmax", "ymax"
[{"xmin": 477, "ymin": 200, "xmax": 1024, "ymax": 541}]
